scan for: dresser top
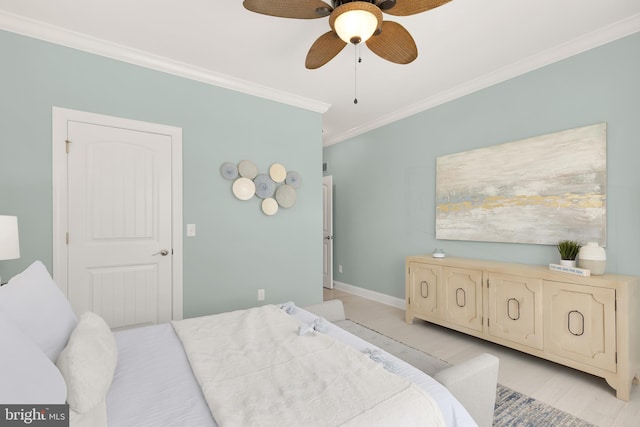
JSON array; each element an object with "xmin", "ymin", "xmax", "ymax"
[{"xmin": 406, "ymin": 255, "xmax": 639, "ymax": 287}]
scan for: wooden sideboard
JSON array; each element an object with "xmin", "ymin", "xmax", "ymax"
[{"xmin": 405, "ymin": 255, "xmax": 640, "ymax": 400}]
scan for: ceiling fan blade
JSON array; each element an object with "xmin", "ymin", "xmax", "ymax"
[
  {"xmin": 384, "ymin": 0, "xmax": 452, "ymax": 16},
  {"xmin": 366, "ymin": 21, "xmax": 417, "ymax": 64},
  {"xmin": 243, "ymin": 0, "xmax": 332, "ymax": 19},
  {"xmin": 306, "ymin": 31, "xmax": 347, "ymax": 69}
]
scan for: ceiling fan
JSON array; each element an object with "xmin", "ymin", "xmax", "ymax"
[{"xmin": 243, "ymin": 0, "xmax": 453, "ymax": 69}]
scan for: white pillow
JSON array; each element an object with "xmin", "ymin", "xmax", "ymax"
[
  {"xmin": 0, "ymin": 260, "xmax": 78, "ymax": 361},
  {"xmin": 56, "ymin": 311, "xmax": 118, "ymax": 415},
  {"xmin": 0, "ymin": 312, "xmax": 67, "ymax": 404}
]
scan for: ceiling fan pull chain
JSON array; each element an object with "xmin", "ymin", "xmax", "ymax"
[{"xmin": 353, "ymin": 45, "xmax": 359, "ymax": 104}]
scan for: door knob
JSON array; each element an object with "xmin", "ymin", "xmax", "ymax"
[{"xmin": 153, "ymin": 249, "xmax": 169, "ymax": 256}]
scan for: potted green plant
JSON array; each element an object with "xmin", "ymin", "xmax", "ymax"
[{"xmin": 557, "ymin": 240, "xmax": 581, "ymax": 267}]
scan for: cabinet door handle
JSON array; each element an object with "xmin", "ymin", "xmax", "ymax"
[
  {"xmin": 568, "ymin": 310, "xmax": 585, "ymax": 336},
  {"xmin": 420, "ymin": 281, "xmax": 429, "ymax": 298},
  {"xmin": 507, "ymin": 298, "xmax": 520, "ymax": 320},
  {"xmin": 456, "ymin": 288, "xmax": 466, "ymax": 307}
]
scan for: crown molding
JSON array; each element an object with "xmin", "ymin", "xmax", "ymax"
[
  {"xmin": 1, "ymin": 9, "xmax": 637, "ymax": 145},
  {"xmin": 0, "ymin": 11, "xmax": 331, "ymax": 114},
  {"xmin": 323, "ymin": 13, "xmax": 640, "ymax": 147}
]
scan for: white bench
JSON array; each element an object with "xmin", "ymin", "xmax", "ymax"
[{"xmin": 304, "ymin": 299, "xmax": 499, "ymax": 427}]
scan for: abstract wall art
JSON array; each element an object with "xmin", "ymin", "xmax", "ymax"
[{"xmin": 435, "ymin": 123, "xmax": 606, "ymax": 246}]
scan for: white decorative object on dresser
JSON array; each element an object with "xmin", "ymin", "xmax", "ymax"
[
  {"xmin": 406, "ymin": 255, "xmax": 640, "ymax": 401},
  {"xmin": 579, "ymin": 242, "xmax": 607, "ymax": 275}
]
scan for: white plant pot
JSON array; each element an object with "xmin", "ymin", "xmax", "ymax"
[{"xmin": 559, "ymin": 259, "xmax": 577, "ymax": 268}]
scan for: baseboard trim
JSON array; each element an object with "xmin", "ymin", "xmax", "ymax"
[{"xmin": 332, "ymin": 281, "xmax": 405, "ymax": 310}]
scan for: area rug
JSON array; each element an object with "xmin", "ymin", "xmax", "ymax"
[{"xmin": 335, "ymin": 319, "xmax": 596, "ymax": 427}]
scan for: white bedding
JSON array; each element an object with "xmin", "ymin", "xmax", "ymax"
[
  {"xmin": 106, "ymin": 322, "xmax": 215, "ymax": 427},
  {"xmin": 106, "ymin": 306, "xmax": 476, "ymax": 427},
  {"xmin": 172, "ymin": 305, "xmax": 445, "ymax": 426}
]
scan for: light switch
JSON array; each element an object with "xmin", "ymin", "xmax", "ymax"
[{"xmin": 186, "ymin": 224, "xmax": 196, "ymax": 237}]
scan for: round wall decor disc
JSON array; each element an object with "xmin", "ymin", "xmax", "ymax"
[
  {"xmin": 220, "ymin": 162, "xmax": 238, "ymax": 180},
  {"xmin": 285, "ymin": 171, "xmax": 302, "ymax": 188},
  {"xmin": 238, "ymin": 160, "xmax": 258, "ymax": 179},
  {"xmin": 262, "ymin": 198, "xmax": 278, "ymax": 216},
  {"xmin": 232, "ymin": 177, "xmax": 255, "ymax": 200},
  {"xmin": 253, "ymin": 174, "xmax": 276, "ymax": 199},
  {"xmin": 275, "ymin": 184, "xmax": 296, "ymax": 208},
  {"xmin": 269, "ymin": 163, "xmax": 287, "ymax": 183}
]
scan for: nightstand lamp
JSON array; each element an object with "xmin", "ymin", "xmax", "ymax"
[{"xmin": 0, "ymin": 215, "xmax": 20, "ymax": 284}]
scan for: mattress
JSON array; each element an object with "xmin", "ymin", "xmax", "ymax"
[{"xmin": 106, "ymin": 306, "xmax": 476, "ymax": 427}]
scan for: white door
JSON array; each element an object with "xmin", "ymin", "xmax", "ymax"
[
  {"xmin": 322, "ymin": 175, "xmax": 334, "ymax": 289},
  {"xmin": 53, "ymin": 108, "xmax": 182, "ymax": 329}
]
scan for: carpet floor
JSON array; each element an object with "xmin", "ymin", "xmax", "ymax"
[{"xmin": 335, "ymin": 319, "xmax": 596, "ymax": 427}]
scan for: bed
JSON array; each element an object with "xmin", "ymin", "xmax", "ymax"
[{"xmin": 0, "ymin": 261, "xmax": 499, "ymax": 427}]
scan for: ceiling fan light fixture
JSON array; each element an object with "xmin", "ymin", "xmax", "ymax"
[{"xmin": 330, "ymin": 2, "xmax": 382, "ymax": 45}]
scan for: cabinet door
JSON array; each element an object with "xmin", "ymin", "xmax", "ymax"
[
  {"xmin": 442, "ymin": 267, "xmax": 483, "ymax": 332},
  {"xmin": 544, "ymin": 280, "xmax": 616, "ymax": 372},
  {"xmin": 488, "ymin": 273, "xmax": 543, "ymax": 350},
  {"xmin": 408, "ymin": 262, "xmax": 441, "ymax": 319}
]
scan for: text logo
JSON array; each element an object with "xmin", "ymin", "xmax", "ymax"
[{"xmin": 1, "ymin": 405, "xmax": 68, "ymax": 426}]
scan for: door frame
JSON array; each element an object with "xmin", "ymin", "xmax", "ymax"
[
  {"xmin": 322, "ymin": 175, "xmax": 333, "ymax": 289},
  {"xmin": 52, "ymin": 107, "xmax": 184, "ymax": 321}
]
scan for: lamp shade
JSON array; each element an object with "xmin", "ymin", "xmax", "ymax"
[
  {"xmin": 330, "ymin": 2, "xmax": 383, "ymax": 45},
  {"xmin": 0, "ymin": 215, "xmax": 20, "ymax": 260}
]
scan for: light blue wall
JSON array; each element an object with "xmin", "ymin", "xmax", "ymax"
[
  {"xmin": 0, "ymin": 30, "xmax": 324, "ymax": 316},
  {"xmin": 323, "ymin": 32, "xmax": 640, "ymax": 299}
]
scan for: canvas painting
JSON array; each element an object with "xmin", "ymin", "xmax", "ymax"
[{"xmin": 435, "ymin": 123, "xmax": 606, "ymax": 246}]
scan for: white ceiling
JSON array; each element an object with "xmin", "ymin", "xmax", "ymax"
[{"xmin": 0, "ymin": 0, "xmax": 639, "ymax": 146}]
